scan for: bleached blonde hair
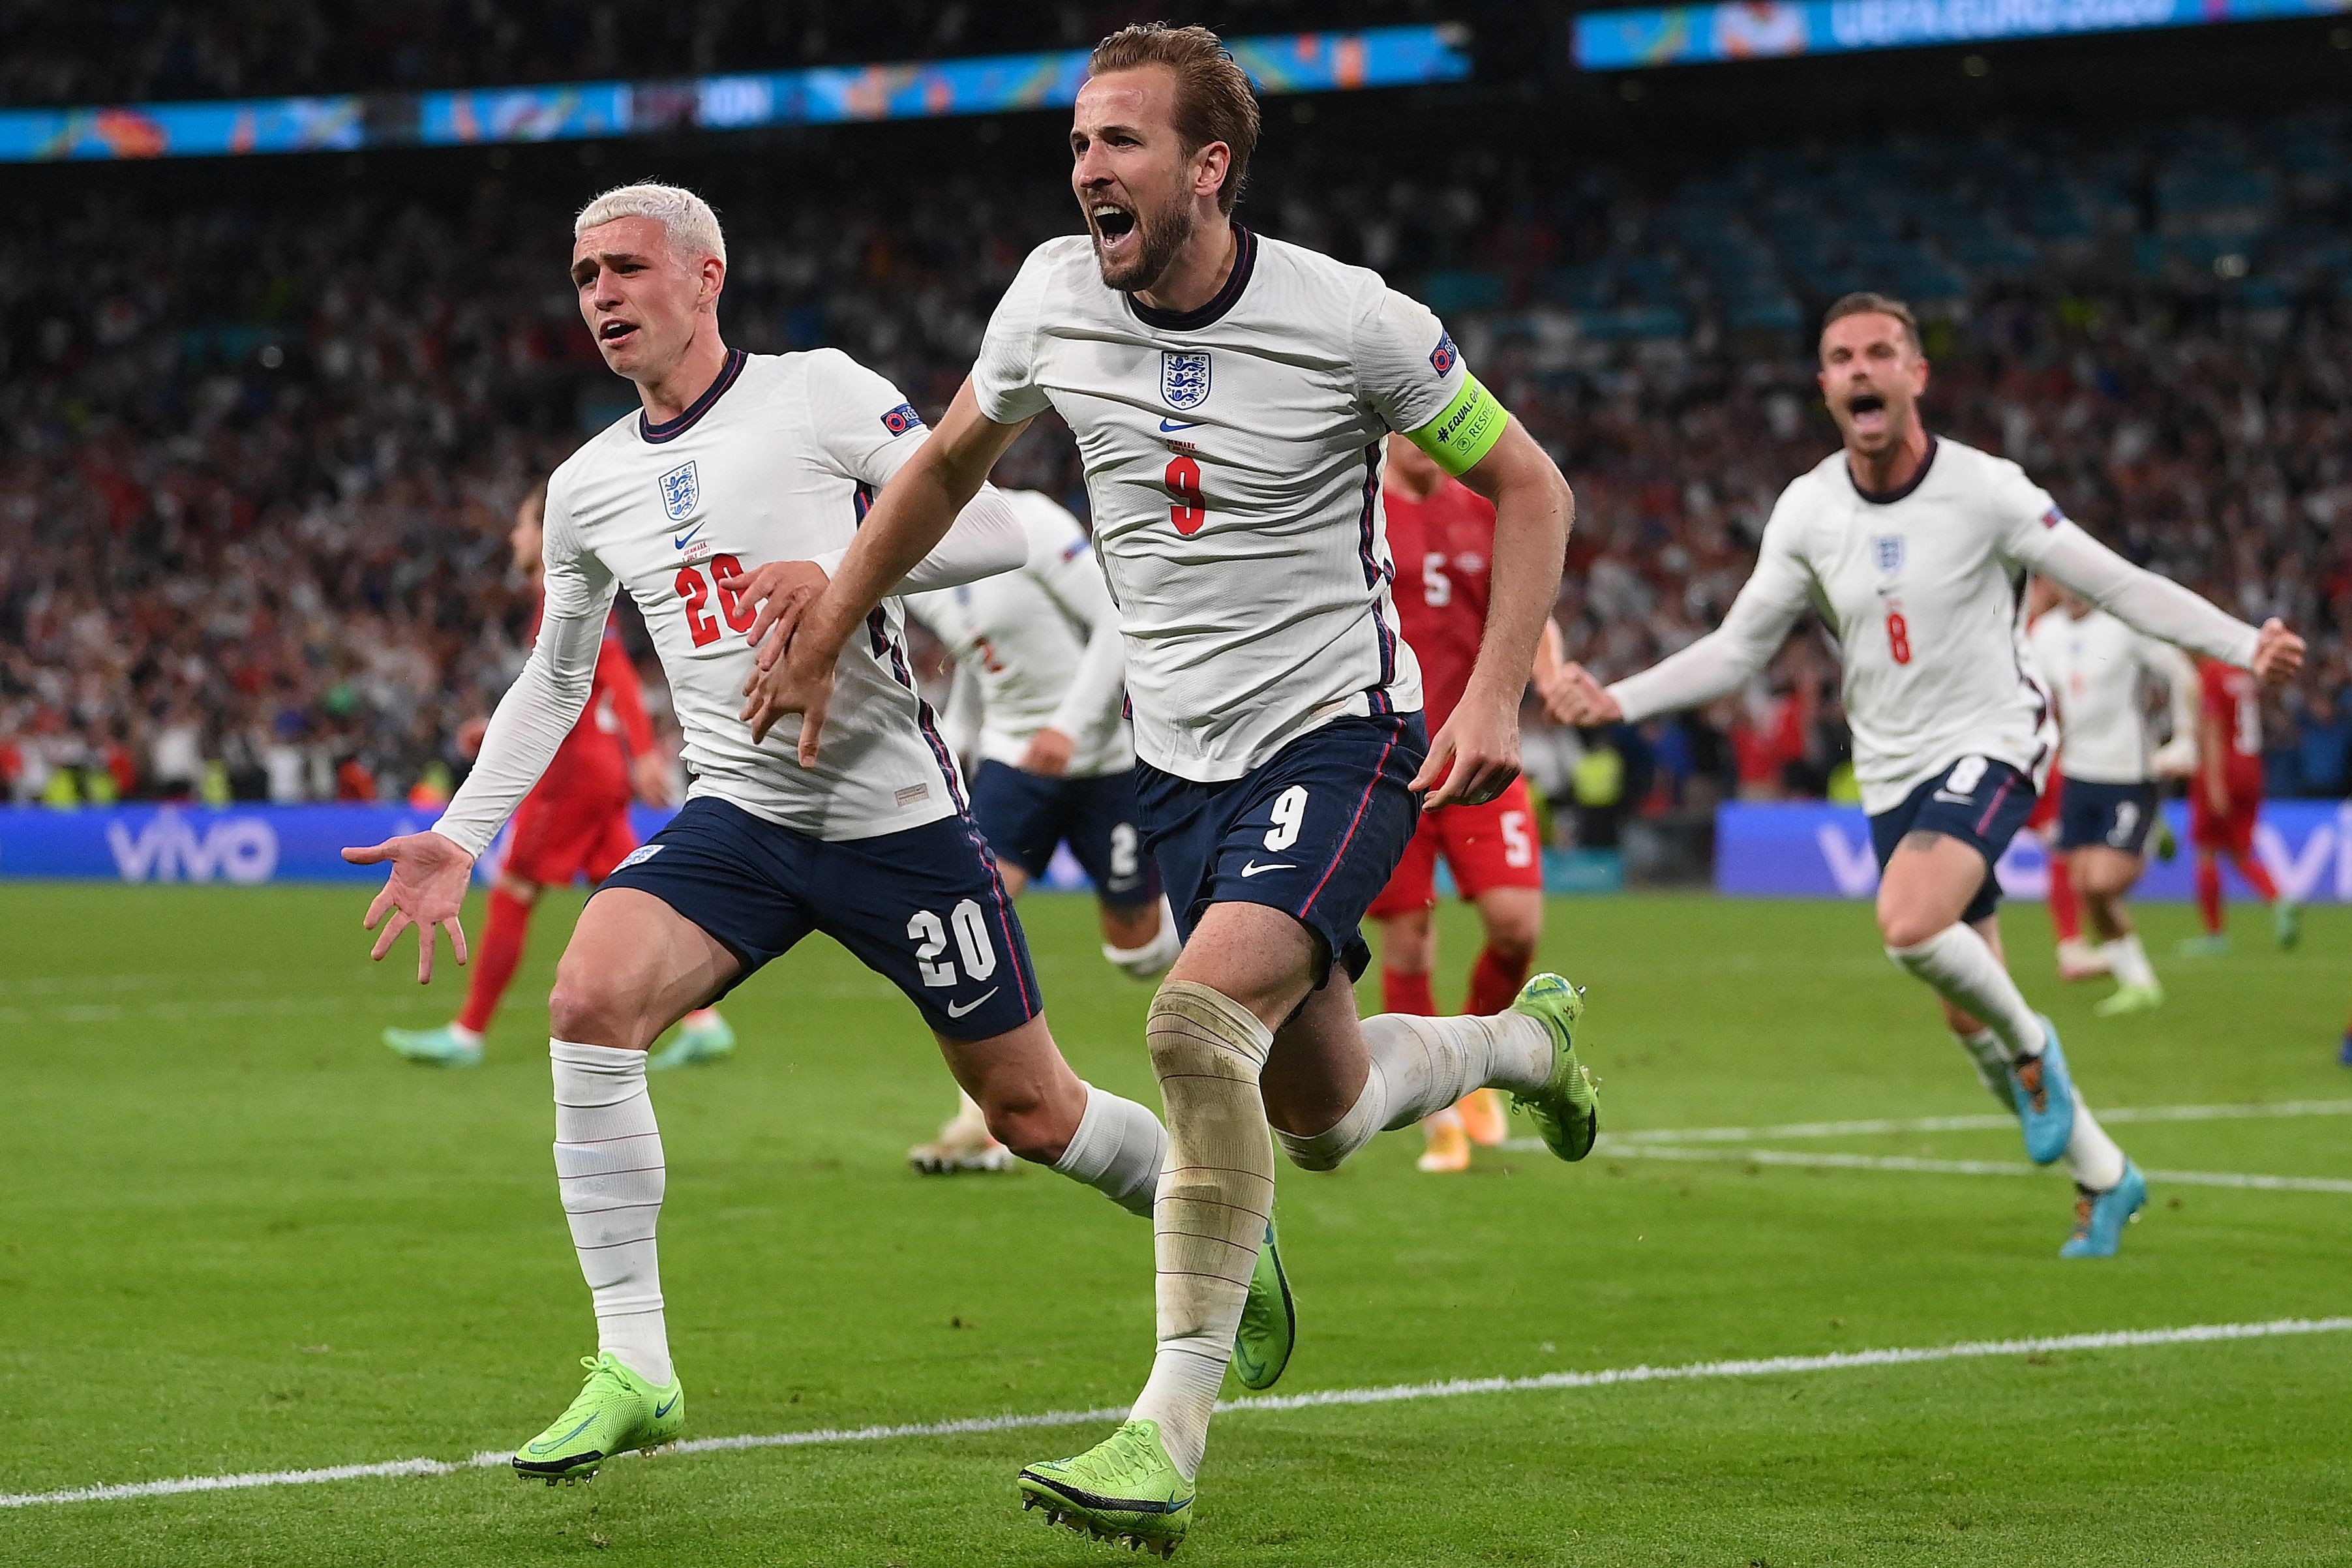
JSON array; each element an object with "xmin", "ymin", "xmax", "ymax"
[{"xmin": 574, "ymin": 182, "xmax": 727, "ymax": 266}]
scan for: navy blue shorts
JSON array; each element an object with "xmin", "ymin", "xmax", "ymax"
[
  {"xmin": 969, "ymin": 759, "xmax": 1160, "ymax": 909},
  {"xmin": 1868, "ymin": 755, "xmax": 2039, "ymax": 926},
  {"xmin": 598, "ymin": 796, "xmax": 1042, "ymax": 1040},
  {"xmin": 1136, "ymin": 712, "xmax": 1428, "ymax": 987},
  {"xmin": 2055, "ymin": 776, "xmax": 2158, "ymax": 855}
]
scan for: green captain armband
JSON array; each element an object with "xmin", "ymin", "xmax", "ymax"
[{"xmin": 1404, "ymin": 371, "xmax": 1510, "ymax": 476}]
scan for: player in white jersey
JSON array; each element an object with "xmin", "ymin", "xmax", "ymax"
[
  {"xmin": 1556, "ymin": 292, "xmax": 2304, "ymax": 1261},
  {"xmin": 902, "ymin": 487, "xmax": 1181, "ymax": 1174},
  {"xmin": 337, "ymin": 181, "xmax": 1291, "ymax": 1486},
  {"xmin": 2027, "ymin": 588, "xmax": 2200, "ymax": 1016},
  {"xmin": 732, "ymin": 26, "xmax": 1599, "ymax": 1553}
]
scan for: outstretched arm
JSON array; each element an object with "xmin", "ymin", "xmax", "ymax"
[
  {"xmin": 1554, "ymin": 535, "xmax": 1812, "ymax": 726},
  {"xmin": 2025, "ymin": 523, "xmax": 2301, "ymax": 679},
  {"xmin": 739, "ymin": 379, "xmax": 1031, "ymax": 757}
]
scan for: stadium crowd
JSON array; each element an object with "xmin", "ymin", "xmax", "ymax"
[{"xmin": 5, "ymin": 108, "xmax": 2350, "ymax": 822}]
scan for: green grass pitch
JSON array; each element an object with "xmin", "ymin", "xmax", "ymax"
[{"xmin": 3, "ymin": 882, "xmax": 2348, "ymax": 1566}]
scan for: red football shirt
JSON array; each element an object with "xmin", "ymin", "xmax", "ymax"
[
  {"xmin": 2197, "ymin": 657, "xmax": 2265, "ymax": 791},
  {"xmin": 1385, "ymin": 477, "xmax": 1497, "ymax": 731},
  {"xmin": 530, "ymin": 602, "xmax": 655, "ymax": 805}
]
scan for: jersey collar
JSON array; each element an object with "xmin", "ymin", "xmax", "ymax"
[
  {"xmin": 1127, "ymin": 226, "xmax": 1257, "ymax": 333},
  {"xmin": 1847, "ymin": 433, "xmax": 1938, "ymax": 505},
  {"xmin": 639, "ymin": 347, "xmax": 747, "ymax": 444}
]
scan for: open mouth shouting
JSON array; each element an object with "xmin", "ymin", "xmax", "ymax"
[
  {"xmin": 1846, "ymin": 389, "xmax": 1890, "ymax": 439},
  {"xmin": 597, "ymin": 317, "xmax": 641, "ymax": 352},
  {"xmin": 1089, "ymin": 197, "xmax": 1139, "ymax": 264}
]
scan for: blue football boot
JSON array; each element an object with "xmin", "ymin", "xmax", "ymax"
[
  {"xmin": 2006, "ymin": 1018, "xmax": 2076, "ymax": 1167},
  {"xmin": 2060, "ymin": 1161, "xmax": 2147, "ymax": 1258}
]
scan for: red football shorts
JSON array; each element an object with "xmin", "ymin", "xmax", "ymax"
[
  {"xmin": 501, "ymin": 786, "xmax": 639, "ymax": 887},
  {"xmin": 2190, "ymin": 770, "xmax": 2263, "ymax": 856},
  {"xmin": 1368, "ymin": 775, "xmax": 1544, "ymax": 918},
  {"xmin": 2025, "ymin": 770, "xmax": 2062, "ymax": 834}
]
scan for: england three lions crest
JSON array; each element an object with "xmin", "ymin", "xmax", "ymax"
[
  {"xmin": 658, "ymin": 460, "xmax": 701, "ymax": 522},
  {"xmin": 1160, "ymin": 350, "xmax": 1211, "ymax": 413},
  {"xmin": 1873, "ymin": 534, "xmax": 1904, "ymax": 576}
]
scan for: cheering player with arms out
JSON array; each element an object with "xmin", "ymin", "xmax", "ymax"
[
  {"xmin": 343, "ymin": 182, "xmax": 1291, "ymax": 1488},
  {"xmin": 742, "ymin": 27, "xmax": 1599, "ymax": 1552},
  {"xmin": 1368, "ymin": 430, "xmax": 1577, "ymax": 1173},
  {"xmin": 2179, "ymin": 654, "xmax": 2300, "ymax": 956},
  {"xmin": 1555, "ymin": 293, "xmax": 2304, "ymax": 1258},
  {"xmin": 382, "ymin": 481, "xmax": 734, "ymax": 1070}
]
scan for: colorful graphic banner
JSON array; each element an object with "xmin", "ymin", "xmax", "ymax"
[
  {"xmin": 1715, "ymin": 800, "xmax": 2352, "ymax": 903},
  {"xmin": 1575, "ymin": 0, "xmax": 2350, "ymax": 70},
  {"xmin": 0, "ymin": 25, "xmax": 1469, "ymax": 164}
]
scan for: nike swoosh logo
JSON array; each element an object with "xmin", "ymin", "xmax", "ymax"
[
  {"xmin": 944, "ymin": 988, "xmax": 999, "ymax": 1019},
  {"xmin": 1239, "ymin": 860, "xmax": 1291, "ymax": 878},
  {"xmin": 672, "ymin": 520, "xmax": 706, "ymax": 549},
  {"xmin": 1159, "ymin": 418, "xmax": 1202, "ymax": 432},
  {"xmin": 654, "ymin": 1391, "xmax": 680, "ymax": 1419},
  {"xmin": 528, "ymin": 1413, "xmax": 599, "ymax": 1454}
]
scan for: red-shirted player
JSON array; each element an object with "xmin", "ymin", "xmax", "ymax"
[
  {"xmin": 2180, "ymin": 656, "xmax": 2300, "ymax": 954},
  {"xmin": 382, "ymin": 483, "xmax": 734, "ymax": 1069},
  {"xmin": 1369, "ymin": 432, "xmax": 1574, "ymax": 1173}
]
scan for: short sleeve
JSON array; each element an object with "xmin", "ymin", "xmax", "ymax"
[
  {"xmin": 970, "ymin": 243, "xmax": 1057, "ymax": 426},
  {"xmin": 1352, "ymin": 284, "xmax": 1466, "ymax": 436},
  {"xmin": 800, "ymin": 348, "xmax": 933, "ymax": 490}
]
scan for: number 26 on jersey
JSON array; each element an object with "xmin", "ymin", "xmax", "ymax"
[{"xmin": 675, "ymin": 552, "xmax": 757, "ymax": 648}]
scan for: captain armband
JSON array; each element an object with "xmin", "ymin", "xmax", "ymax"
[{"xmin": 1404, "ymin": 372, "xmax": 1511, "ymax": 477}]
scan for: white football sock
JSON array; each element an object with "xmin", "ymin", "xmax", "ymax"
[
  {"xmin": 1888, "ymin": 926, "xmax": 2046, "ymax": 1061},
  {"xmin": 1051, "ymin": 1083, "xmax": 1169, "ymax": 1218},
  {"xmin": 2063, "ymin": 1090, "xmax": 2128, "ymax": 1191},
  {"xmin": 1951, "ymin": 1027, "xmax": 2013, "ymax": 1109},
  {"xmin": 1103, "ymin": 897, "xmax": 1184, "ymax": 980},
  {"xmin": 2103, "ymin": 933, "xmax": 2157, "ymax": 990},
  {"xmin": 1274, "ymin": 1009, "xmax": 1551, "ymax": 1171},
  {"xmin": 1130, "ymin": 981, "xmax": 1274, "ymax": 1482},
  {"xmin": 550, "ymin": 1040, "xmax": 672, "ymax": 1387}
]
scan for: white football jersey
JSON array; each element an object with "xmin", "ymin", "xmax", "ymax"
[
  {"xmin": 1702, "ymin": 438, "xmax": 2072, "ymax": 814},
  {"xmin": 540, "ymin": 348, "xmax": 963, "ymax": 840},
  {"xmin": 971, "ymin": 228, "xmax": 1465, "ymax": 782},
  {"xmin": 905, "ymin": 489, "xmax": 1132, "ymax": 778},
  {"xmin": 2027, "ymin": 608, "xmax": 2198, "ymax": 785}
]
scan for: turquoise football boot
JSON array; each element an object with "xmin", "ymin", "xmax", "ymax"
[
  {"xmin": 383, "ymin": 1025, "xmax": 483, "ymax": 1068},
  {"xmin": 2275, "ymin": 898, "xmax": 2302, "ymax": 950},
  {"xmin": 2006, "ymin": 1018, "xmax": 2076, "ymax": 1167},
  {"xmin": 648, "ymin": 1011, "xmax": 736, "ymax": 1072},
  {"xmin": 2060, "ymin": 1161, "xmax": 2148, "ymax": 1258}
]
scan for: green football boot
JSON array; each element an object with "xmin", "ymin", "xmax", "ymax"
[
  {"xmin": 1508, "ymin": 972, "xmax": 1599, "ymax": 1162},
  {"xmin": 2092, "ymin": 980, "xmax": 2164, "ymax": 1018},
  {"xmin": 648, "ymin": 1011, "xmax": 736, "ymax": 1072},
  {"xmin": 383, "ymin": 1024, "xmax": 482, "ymax": 1068},
  {"xmin": 512, "ymin": 1351, "xmax": 684, "ymax": 1485},
  {"xmin": 1229, "ymin": 1217, "xmax": 1295, "ymax": 1391},
  {"xmin": 2175, "ymin": 932, "xmax": 2229, "ymax": 958},
  {"xmin": 1019, "ymin": 1419, "xmax": 1194, "ymax": 1558},
  {"xmin": 2275, "ymin": 898, "xmax": 2302, "ymax": 950}
]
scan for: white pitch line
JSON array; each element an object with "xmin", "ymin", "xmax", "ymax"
[
  {"xmin": 1598, "ymin": 1098, "xmax": 2352, "ymax": 1146},
  {"xmin": 1591, "ymin": 1143, "xmax": 2352, "ymax": 1194},
  {"xmin": 6, "ymin": 1315, "xmax": 2347, "ymax": 1511}
]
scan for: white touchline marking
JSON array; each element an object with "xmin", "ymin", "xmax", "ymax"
[
  {"xmin": 6, "ymin": 1316, "xmax": 2347, "ymax": 1511},
  {"xmin": 1597, "ymin": 1098, "xmax": 2352, "ymax": 1147},
  {"xmin": 1588, "ymin": 1143, "xmax": 2352, "ymax": 1194}
]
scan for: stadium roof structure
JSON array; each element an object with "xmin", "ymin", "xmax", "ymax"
[{"xmin": 0, "ymin": 24, "xmax": 1469, "ymax": 165}]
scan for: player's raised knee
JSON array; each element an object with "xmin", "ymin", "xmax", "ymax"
[{"xmin": 547, "ymin": 961, "xmax": 646, "ymax": 1050}]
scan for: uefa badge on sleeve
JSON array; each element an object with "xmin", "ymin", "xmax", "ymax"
[
  {"xmin": 1160, "ymin": 350, "xmax": 1211, "ymax": 414},
  {"xmin": 659, "ymin": 460, "xmax": 701, "ymax": 522}
]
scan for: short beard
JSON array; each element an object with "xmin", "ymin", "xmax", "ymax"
[{"xmin": 1094, "ymin": 196, "xmax": 1195, "ymax": 295}]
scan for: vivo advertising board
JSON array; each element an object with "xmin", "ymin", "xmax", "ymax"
[{"xmin": 1715, "ymin": 800, "xmax": 2352, "ymax": 903}]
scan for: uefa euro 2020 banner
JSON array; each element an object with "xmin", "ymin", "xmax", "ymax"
[
  {"xmin": 0, "ymin": 805, "xmax": 1089, "ymax": 892},
  {"xmin": 1714, "ymin": 800, "xmax": 2352, "ymax": 903}
]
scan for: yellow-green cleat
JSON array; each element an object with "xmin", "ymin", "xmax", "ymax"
[
  {"xmin": 1019, "ymin": 1418, "xmax": 1194, "ymax": 1558},
  {"xmin": 512, "ymin": 1351, "xmax": 684, "ymax": 1485},
  {"xmin": 1509, "ymin": 972, "xmax": 1599, "ymax": 1161},
  {"xmin": 1229, "ymin": 1217, "xmax": 1294, "ymax": 1391}
]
